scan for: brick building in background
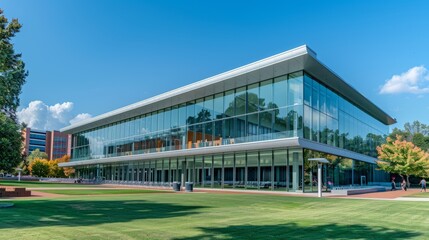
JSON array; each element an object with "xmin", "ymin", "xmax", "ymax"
[{"xmin": 22, "ymin": 128, "xmax": 71, "ymax": 160}]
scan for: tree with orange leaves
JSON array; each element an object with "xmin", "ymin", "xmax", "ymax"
[
  {"xmin": 377, "ymin": 135, "xmax": 429, "ymax": 186},
  {"xmin": 56, "ymin": 155, "xmax": 75, "ymax": 177}
]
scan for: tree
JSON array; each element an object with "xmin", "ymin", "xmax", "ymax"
[
  {"xmin": 0, "ymin": 113, "xmax": 23, "ymax": 172},
  {"xmin": 26, "ymin": 148, "xmax": 48, "ymax": 162},
  {"xmin": 0, "ymin": 9, "xmax": 28, "ymax": 119},
  {"xmin": 0, "ymin": 9, "xmax": 27, "ymax": 173},
  {"xmin": 412, "ymin": 133, "xmax": 429, "ymax": 151},
  {"xmin": 21, "ymin": 148, "xmax": 48, "ymax": 174},
  {"xmin": 389, "ymin": 121, "xmax": 429, "ymax": 151},
  {"xmin": 28, "ymin": 155, "xmax": 74, "ymax": 178},
  {"xmin": 47, "ymin": 159, "xmax": 64, "ymax": 178},
  {"xmin": 377, "ymin": 135, "xmax": 429, "ymax": 186},
  {"xmin": 56, "ymin": 155, "xmax": 74, "ymax": 177},
  {"xmin": 29, "ymin": 158, "xmax": 50, "ymax": 177}
]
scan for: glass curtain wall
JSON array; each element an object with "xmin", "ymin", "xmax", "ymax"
[
  {"xmin": 71, "ymin": 72, "xmax": 304, "ymax": 161},
  {"xmin": 303, "ymin": 73, "xmax": 388, "ymax": 157}
]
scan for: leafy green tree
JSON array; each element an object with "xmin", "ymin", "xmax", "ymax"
[
  {"xmin": 0, "ymin": 9, "xmax": 27, "ymax": 173},
  {"xmin": 0, "ymin": 9, "xmax": 28, "ymax": 119},
  {"xmin": 29, "ymin": 158, "xmax": 50, "ymax": 177},
  {"xmin": 389, "ymin": 121, "xmax": 429, "ymax": 151},
  {"xmin": 21, "ymin": 148, "xmax": 48, "ymax": 174},
  {"xmin": 412, "ymin": 133, "xmax": 429, "ymax": 151},
  {"xmin": 0, "ymin": 113, "xmax": 23, "ymax": 172},
  {"xmin": 27, "ymin": 148, "xmax": 48, "ymax": 162},
  {"xmin": 377, "ymin": 135, "xmax": 429, "ymax": 186}
]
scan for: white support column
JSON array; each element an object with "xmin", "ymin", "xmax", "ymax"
[
  {"xmin": 318, "ymin": 163, "xmax": 322, "ymax": 198},
  {"xmin": 292, "ymin": 153, "xmax": 299, "ymax": 191}
]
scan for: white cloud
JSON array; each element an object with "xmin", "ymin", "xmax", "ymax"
[
  {"xmin": 380, "ymin": 66, "xmax": 429, "ymax": 94},
  {"xmin": 17, "ymin": 100, "xmax": 92, "ymax": 131},
  {"xmin": 70, "ymin": 113, "xmax": 92, "ymax": 125}
]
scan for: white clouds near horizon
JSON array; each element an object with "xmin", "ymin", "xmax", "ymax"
[
  {"xmin": 380, "ymin": 66, "xmax": 429, "ymax": 94},
  {"xmin": 17, "ymin": 100, "xmax": 92, "ymax": 131}
]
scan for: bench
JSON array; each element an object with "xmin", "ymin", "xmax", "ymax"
[
  {"xmin": 331, "ymin": 186, "xmax": 386, "ymax": 195},
  {"xmin": 0, "ymin": 187, "xmax": 32, "ymax": 197}
]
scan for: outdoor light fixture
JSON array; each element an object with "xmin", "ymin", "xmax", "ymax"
[{"xmin": 308, "ymin": 158, "xmax": 329, "ymax": 197}]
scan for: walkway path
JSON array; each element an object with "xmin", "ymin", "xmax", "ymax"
[{"xmin": 3, "ymin": 183, "xmax": 429, "ymax": 201}]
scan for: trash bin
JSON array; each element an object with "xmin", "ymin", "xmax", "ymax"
[
  {"xmin": 173, "ymin": 182, "xmax": 181, "ymax": 191},
  {"xmin": 185, "ymin": 182, "xmax": 193, "ymax": 192}
]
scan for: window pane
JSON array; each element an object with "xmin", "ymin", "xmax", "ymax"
[
  {"xmin": 273, "ymin": 75, "xmax": 287, "ymax": 108},
  {"xmin": 288, "ymin": 71, "xmax": 303, "ymax": 106},
  {"xmin": 213, "ymin": 93, "xmax": 224, "ymax": 120},
  {"xmin": 247, "ymin": 83, "xmax": 259, "ymax": 114},
  {"xmin": 195, "ymin": 98, "xmax": 204, "ymax": 123},
  {"xmin": 260, "ymin": 79, "xmax": 273, "ymax": 111},
  {"xmin": 224, "ymin": 90, "xmax": 235, "ymax": 117},
  {"xmin": 203, "ymin": 96, "xmax": 214, "ymax": 122},
  {"xmin": 235, "ymin": 87, "xmax": 246, "ymax": 116}
]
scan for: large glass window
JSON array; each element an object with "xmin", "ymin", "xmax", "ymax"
[
  {"xmin": 302, "ymin": 72, "xmax": 388, "ymax": 157},
  {"xmin": 235, "ymin": 153, "xmax": 246, "ymax": 188},
  {"xmin": 213, "ymin": 93, "xmax": 224, "ymax": 120},
  {"xmin": 247, "ymin": 83, "xmax": 259, "ymax": 114},
  {"xmin": 246, "ymin": 152, "xmax": 258, "ymax": 189},
  {"xmin": 288, "ymin": 72, "xmax": 303, "ymax": 107},
  {"xmin": 224, "ymin": 154, "xmax": 234, "ymax": 188},
  {"xmin": 71, "ymin": 70, "xmax": 387, "ymax": 163},
  {"xmin": 260, "ymin": 151, "xmax": 272, "ymax": 189},
  {"xmin": 224, "ymin": 90, "xmax": 235, "ymax": 118},
  {"xmin": 273, "ymin": 75, "xmax": 287, "ymax": 108},
  {"xmin": 234, "ymin": 87, "xmax": 246, "ymax": 116},
  {"xmin": 259, "ymin": 79, "xmax": 273, "ymax": 111}
]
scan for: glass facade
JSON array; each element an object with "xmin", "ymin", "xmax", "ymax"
[
  {"xmin": 68, "ymin": 64, "xmax": 392, "ymax": 192},
  {"xmin": 303, "ymin": 73, "xmax": 388, "ymax": 157},
  {"xmin": 71, "ymin": 71, "xmax": 304, "ymax": 161},
  {"xmin": 76, "ymin": 148, "xmax": 304, "ymax": 191},
  {"xmin": 75, "ymin": 147, "xmax": 389, "ymax": 192},
  {"xmin": 28, "ymin": 130, "xmax": 47, "ymax": 154}
]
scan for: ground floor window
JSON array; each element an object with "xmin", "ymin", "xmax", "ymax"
[
  {"xmin": 303, "ymin": 149, "xmax": 390, "ymax": 192},
  {"xmin": 74, "ymin": 148, "xmax": 389, "ymax": 192}
]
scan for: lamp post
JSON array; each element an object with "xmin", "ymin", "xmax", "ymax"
[
  {"xmin": 308, "ymin": 158, "xmax": 329, "ymax": 197},
  {"xmin": 15, "ymin": 168, "xmax": 23, "ymax": 182}
]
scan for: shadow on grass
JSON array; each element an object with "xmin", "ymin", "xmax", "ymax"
[
  {"xmin": 174, "ymin": 223, "xmax": 421, "ymax": 239},
  {"xmin": 0, "ymin": 199, "xmax": 206, "ymax": 229}
]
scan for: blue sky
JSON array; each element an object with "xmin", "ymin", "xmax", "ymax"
[{"xmin": 2, "ymin": 0, "xmax": 429, "ymax": 130}]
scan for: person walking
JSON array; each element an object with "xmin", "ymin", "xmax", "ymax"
[
  {"xmin": 391, "ymin": 179, "xmax": 396, "ymax": 191},
  {"xmin": 419, "ymin": 179, "xmax": 427, "ymax": 192},
  {"xmin": 401, "ymin": 179, "xmax": 407, "ymax": 191}
]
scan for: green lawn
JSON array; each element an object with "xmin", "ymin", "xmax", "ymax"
[
  {"xmin": 1, "ymin": 186, "xmax": 429, "ymax": 240},
  {"xmin": 404, "ymin": 191, "xmax": 429, "ymax": 198},
  {"xmin": 38, "ymin": 189, "xmax": 166, "ymax": 195},
  {"xmin": 0, "ymin": 180, "xmax": 98, "ymax": 188}
]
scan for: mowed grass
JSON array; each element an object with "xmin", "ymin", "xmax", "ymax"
[
  {"xmin": 405, "ymin": 191, "xmax": 429, "ymax": 198},
  {"xmin": 0, "ymin": 180, "xmax": 97, "ymax": 188},
  {"xmin": 39, "ymin": 189, "xmax": 166, "ymax": 195},
  {"xmin": 1, "ymin": 183, "xmax": 429, "ymax": 239}
]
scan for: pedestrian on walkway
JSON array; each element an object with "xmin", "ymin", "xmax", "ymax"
[
  {"xmin": 401, "ymin": 179, "xmax": 407, "ymax": 191},
  {"xmin": 419, "ymin": 179, "xmax": 426, "ymax": 192},
  {"xmin": 391, "ymin": 179, "xmax": 396, "ymax": 191}
]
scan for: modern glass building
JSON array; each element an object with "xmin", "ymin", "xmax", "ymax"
[
  {"xmin": 22, "ymin": 128, "xmax": 47, "ymax": 155},
  {"xmin": 60, "ymin": 45, "xmax": 396, "ymax": 192}
]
